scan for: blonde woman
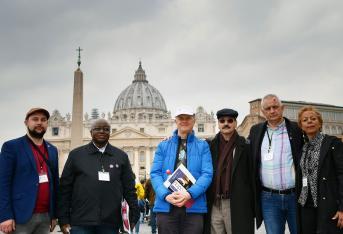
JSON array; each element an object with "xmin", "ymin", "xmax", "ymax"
[{"xmin": 297, "ymin": 106, "xmax": 343, "ymax": 233}]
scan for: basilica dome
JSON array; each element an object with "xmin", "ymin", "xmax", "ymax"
[{"xmin": 113, "ymin": 62, "xmax": 167, "ymax": 113}]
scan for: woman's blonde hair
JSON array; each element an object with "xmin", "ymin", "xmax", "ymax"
[{"xmin": 297, "ymin": 105, "xmax": 323, "ymax": 129}]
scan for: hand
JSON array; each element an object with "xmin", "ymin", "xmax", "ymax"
[
  {"xmin": 174, "ymin": 191, "xmax": 191, "ymax": 207},
  {"xmin": 50, "ymin": 219, "xmax": 57, "ymax": 232},
  {"xmin": 0, "ymin": 219, "xmax": 15, "ymax": 233},
  {"xmin": 332, "ymin": 211, "xmax": 343, "ymax": 228},
  {"xmin": 165, "ymin": 191, "xmax": 191, "ymax": 207},
  {"xmin": 165, "ymin": 192, "xmax": 184, "ymax": 205},
  {"xmin": 165, "ymin": 193, "xmax": 177, "ymax": 204},
  {"xmin": 61, "ymin": 224, "xmax": 71, "ymax": 234}
]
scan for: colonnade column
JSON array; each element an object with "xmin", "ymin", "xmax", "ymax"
[{"xmin": 133, "ymin": 148, "xmax": 139, "ymax": 178}]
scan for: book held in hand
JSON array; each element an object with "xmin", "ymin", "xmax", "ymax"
[{"xmin": 163, "ymin": 164, "xmax": 196, "ymax": 208}]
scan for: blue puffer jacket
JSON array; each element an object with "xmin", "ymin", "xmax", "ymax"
[{"xmin": 150, "ymin": 130, "xmax": 213, "ymax": 213}]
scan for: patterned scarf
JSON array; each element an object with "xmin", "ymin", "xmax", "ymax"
[
  {"xmin": 214, "ymin": 131, "xmax": 238, "ymax": 202},
  {"xmin": 298, "ymin": 132, "xmax": 324, "ymax": 207}
]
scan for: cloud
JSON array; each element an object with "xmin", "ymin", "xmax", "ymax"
[{"xmin": 0, "ymin": 0, "xmax": 342, "ymax": 146}]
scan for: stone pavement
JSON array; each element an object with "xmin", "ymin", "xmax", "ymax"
[{"xmin": 51, "ymin": 222, "xmax": 290, "ymax": 234}]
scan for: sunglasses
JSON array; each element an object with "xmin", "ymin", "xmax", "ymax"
[{"xmin": 219, "ymin": 118, "xmax": 235, "ymax": 124}]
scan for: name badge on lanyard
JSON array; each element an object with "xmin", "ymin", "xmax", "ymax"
[
  {"xmin": 302, "ymin": 177, "xmax": 308, "ymax": 187},
  {"xmin": 263, "ymin": 149, "xmax": 274, "ymax": 161},
  {"xmin": 264, "ymin": 130, "xmax": 274, "ymax": 161},
  {"xmin": 39, "ymin": 172, "xmax": 49, "ymax": 183},
  {"xmin": 98, "ymin": 171, "xmax": 110, "ymax": 181}
]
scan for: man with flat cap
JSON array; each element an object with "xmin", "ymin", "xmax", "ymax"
[
  {"xmin": 204, "ymin": 108, "xmax": 255, "ymax": 234},
  {"xmin": 0, "ymin": 108, "xmax": 59, "ymax": 234}
]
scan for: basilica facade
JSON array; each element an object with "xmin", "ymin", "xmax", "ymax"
[{"xmin": 45, "ymin": 62, "xmax": 216, "ymax": 179}]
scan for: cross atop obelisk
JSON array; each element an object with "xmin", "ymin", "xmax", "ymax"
[{"xmin": 76, "ymin": 46, "xmax": 83, "ymax": 68}]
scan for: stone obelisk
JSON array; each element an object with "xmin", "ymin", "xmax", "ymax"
[{"xmin": 70, "ymin": 47, "xmax": 83, "ymax": 149}]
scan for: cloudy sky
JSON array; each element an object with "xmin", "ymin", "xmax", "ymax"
[{"xmin": 1, "ymin": 0, "xmax": 342, "ymax": 145}]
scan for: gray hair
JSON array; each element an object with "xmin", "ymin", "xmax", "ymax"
[
  {"xmin": 90, "ymin": 119, "xmax": 111, "ymax": 131},
  {"xmin": 261, "ymin": 94, "xmax": 282, "ymax": 110}
]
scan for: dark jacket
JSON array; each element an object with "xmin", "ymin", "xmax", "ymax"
[
  {"xmin": 0, "ymin": 136, "xmax": 59, "ymax": 224},
  {"xmin": 248, "ymin": 118, "xmax": 303, "ymax": 228},
  {"xmin": 296, "ymin": 135, "xmax": 343, "ymax": 234},
  {"xmin": 57, "ymin": 142, "xmax": 139, "ymax": 228},
  {"xmin": 204, "ymin": 133, "xmax": 255, "ymax": 234}
]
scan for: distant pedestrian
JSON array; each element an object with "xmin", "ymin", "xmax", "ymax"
[
  {"xmin": 134, "ymin": 174, "xmax": 145, "ymax": 234},
  {"xmin": 145, "ymin": 179, "xmax": 157, "ymax": 234}
]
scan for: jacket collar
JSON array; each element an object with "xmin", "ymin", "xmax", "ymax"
[
  {"xmin": 86, "ymin": 142, "xmax": 115, "ymax": 156},
  {"xmin": 259, "ymin": 117, "xmax": 292, "ymax": 138},
  {"xmin": 171, "ymin": 129, "xmax": 195, "ymax": 143}
]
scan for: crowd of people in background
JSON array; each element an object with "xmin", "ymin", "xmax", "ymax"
[{"xmin": 1, "ymin": 93, "xmax": 342, "ymax": 234}]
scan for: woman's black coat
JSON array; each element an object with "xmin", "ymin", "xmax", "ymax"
[{"xmin": 296, "ymin": 135, "xmax": 343, "ymax": 233}]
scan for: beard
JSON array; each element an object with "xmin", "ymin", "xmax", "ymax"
[{"xmin": 27, "ymin": 127, "xmax": 46, "ymax": 139}]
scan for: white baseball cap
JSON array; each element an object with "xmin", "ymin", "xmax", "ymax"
[{"xmin": 174, "ymin": 106, "xmax": 195, "ymax": 117}]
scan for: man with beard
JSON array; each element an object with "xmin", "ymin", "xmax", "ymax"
[
  {"xmin": 58, "ymin": 119, "xmax": 139, "ymax": 234},
  {"xmin": 0, "ymin": 108, "xmax": 59, "ymax": 234},
  {"xmin": 204, "ymin": 108, "xmax": 254, "ymax": 234}
]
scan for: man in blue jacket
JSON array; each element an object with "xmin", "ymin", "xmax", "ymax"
[
  {"xmin": 0, "ymin": 108, "xmax": 59, "ymax": 234},
  {"xmin": 150, "ymin": 106, "xmax": 213, "ymax": 234}
]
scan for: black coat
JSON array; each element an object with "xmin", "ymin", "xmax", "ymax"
[
  {"xmin": 204, "ymin": 134, "xmax": 255, "ymax": 234},
  {"xmin": 296, "ymin": 135, "xmax": 343, "ymax": 234},
  {"xmin": 57, "ymin": 142, "xmax": 139, "ymax": 228},
  {"xmin": 248, "ymin": 118, "xmax": 303, "ymax": 228}
]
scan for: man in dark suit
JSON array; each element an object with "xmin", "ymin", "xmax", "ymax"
[
  {"xmin": 0, "ymin": 108, "xmax": 59, "ymax": 234},
  {"xmin": 204, "ymin": 108, "xmax": 254, "ymax": 234},
  {"xmin": 248, "ymin": 94, "xmax": 303, "ymax": 234}
]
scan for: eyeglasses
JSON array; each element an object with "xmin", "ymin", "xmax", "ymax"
[
  {"xmin": 219, "ymin": 118, "xmax": 235, "ymax": 124},
  {"xmin": 92, "ymin": 127, "xmax": 110, "ymax": 133}
]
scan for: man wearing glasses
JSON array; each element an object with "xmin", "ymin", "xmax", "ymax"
[
  {"xmin": 58, "ymin": 119, "xmax": 139, "ymax": 234},
  {"xmin": 204, "ymin": 108, "xmax": 255, "ymax": 234}
]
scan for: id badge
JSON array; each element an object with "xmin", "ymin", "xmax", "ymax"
[
  {"xmin": 98, "ymin": 171, "xmax": 110, "ymax": 181},
  {"xmin": 302, "ymin": 177, "xmax": 308, "ymax": 187},
  {"xmin": 263, "ymin": 150, "xmax": 273, "ymax": 161},
  {"xmin": 39, "ymin": 173, "xmax": 49, "ymax": 183}
]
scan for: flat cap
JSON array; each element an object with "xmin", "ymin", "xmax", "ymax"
[
  {"xmin": 216, "ymin": 108, "xmax": 238, "ymax": 119},
  {"xmin": 25, "ymin": 107, "xmax": 50, "ymax": 120}
]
